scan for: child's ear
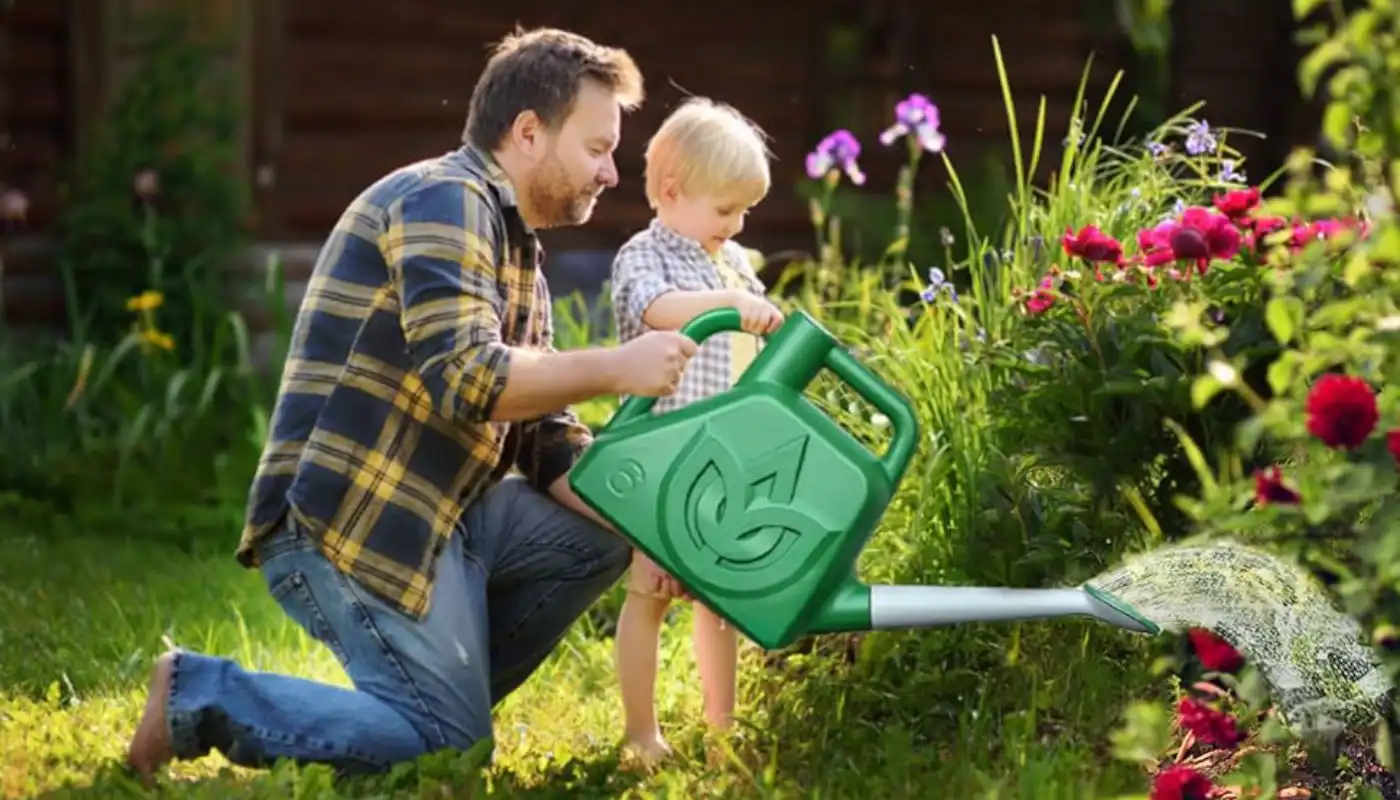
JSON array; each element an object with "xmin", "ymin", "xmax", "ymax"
[{"xmin": 660, "ymin": 177, "xmax": 680, "ymax": 204}]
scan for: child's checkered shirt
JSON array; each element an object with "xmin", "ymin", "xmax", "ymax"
[{"xmin": 609, "ymin": 218, "xmax": 767, "ymax": 415}]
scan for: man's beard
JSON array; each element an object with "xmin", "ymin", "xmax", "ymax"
[{"xmin": 526, "ymin": 152, "xmax": 601, "ymax": 228}]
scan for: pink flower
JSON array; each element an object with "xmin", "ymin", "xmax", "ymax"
[
  {"xmin": 1135, "ymin": 207, "xmax": 1242, "ymax": 275},
  {"xmin": 1025, "ymin": 277, "xmax": 1056, "ymax": 314},
  {"xmin": 1137, "ymin": 222, "xmax": 1178, "ymax": 267},
  {"xmin": 0, "ymin": 187, "xmax": 28, "ymax": 222},
  {"xmin": 1174, "ymin": 207, "xmax": 1242, "ymax": 270}
]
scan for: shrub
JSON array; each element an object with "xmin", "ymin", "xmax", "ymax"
[
  {"xmin": 1120, "ymin": 0, "xmax": 1400, "ymax": 791},
  {"xmin": 0, "ymin": 9, "xmax": 277, "ymax": 524},
  {"xmin": 783, "ymin": 14, "xmax": 1400, "ymax": 793}
]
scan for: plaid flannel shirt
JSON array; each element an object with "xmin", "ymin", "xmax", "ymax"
[
  {"xmin": 610, "ymin": 219, "xmax": 767, "ymax": 415},
  {"xmin": 235, "ymin": 145, "xmax": 592, "ymax": 619}
]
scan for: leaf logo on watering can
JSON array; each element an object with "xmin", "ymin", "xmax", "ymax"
[{"xmin": 658, "ymin": 423, "xmax": 839, "ymax": 598}]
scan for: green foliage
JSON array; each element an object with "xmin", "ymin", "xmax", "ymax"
[
  {"xmin": 0, "ymin": 9, "xmax": 279, "ymax": 517},
  {"xmin": 1157, "ymin": 0, "xmax": 1400, "ymax": 781},
  {"xmin": 53, "ymin": 8, "xmax": 250, "ymax": 346}
]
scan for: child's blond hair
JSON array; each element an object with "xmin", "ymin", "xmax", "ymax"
[{"xmin": 643, "ymin": 97, "xmax": 772, "ymax": 209}]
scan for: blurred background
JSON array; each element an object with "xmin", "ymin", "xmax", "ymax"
[{"xmin": 2, "ymin": 0, "xmax": 1322, "ymax": 347}]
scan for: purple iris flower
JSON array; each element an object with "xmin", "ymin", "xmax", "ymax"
[
  {"xmin": 806, "ymin": 130, "xmax": 866, "ymax": 185},
  {"xmin": 879, "ymin": 93, "xmax": 946, "ymax": 153}
]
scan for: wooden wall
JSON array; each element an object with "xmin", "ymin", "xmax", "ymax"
[
  {"xmin": 1, "ymin": 1, "xmax": 70, "ymax": 328},
  {"xmin": 1169, "ymin": 0, "xmax": 1310, "ymax": 176},
  {"xmin": 262, "ymin": 0, "xmax": 1130, "ymax": 261},
  {"xmin": 257, "ymin": 0, "xmax": 821, "ymax": 260},
  {"xmin": 9, "ymin": 0, "xmax": 1298, "ymax": 336}
]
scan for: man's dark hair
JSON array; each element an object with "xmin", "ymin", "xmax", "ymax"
[{"xmin": 464, "ymin": 27, "xmax": 645, "ymax": 151}]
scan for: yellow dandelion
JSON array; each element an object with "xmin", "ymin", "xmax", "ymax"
[
  {"xmin": 139, "ymin": 328, "xmax": 175, "ymax": 352},
  {"xmin": 125, "ymin": 290, "xmax": 164, "ymax": 312}
]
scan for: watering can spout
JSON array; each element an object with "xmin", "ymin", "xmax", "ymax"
[{"xmin": 866, "ymin": 584, "xmax": 1160, "ymax": 636}]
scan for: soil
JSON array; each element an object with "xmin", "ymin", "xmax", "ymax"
[{"xmin": 1160, "ymin": 733, "xmax": 1399, "ymax": 799}]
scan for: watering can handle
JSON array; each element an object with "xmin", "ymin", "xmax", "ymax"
[
  {"xmin": 610, "ymin": 308, "xmax": 745, "ymax": 426},
  {"xmin": 609, "ymin": 308, "xmax": 918, "ymax": 484},
  {"xmin": 823, "ymin": 345, "xmax": 918, "ymax": 484}
]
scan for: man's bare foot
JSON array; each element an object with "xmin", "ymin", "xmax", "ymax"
[
  {"xmin": 126, "ymin": 651, "xmax": 176, "ymax": 784},
  {"xmin": 621, "ymin": 731, "xmax": 673, "ymax": 768}
]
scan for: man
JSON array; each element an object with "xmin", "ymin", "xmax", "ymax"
[{"xmin": 126, "ymin": 27, "xmax": 697, "ymax": 778}]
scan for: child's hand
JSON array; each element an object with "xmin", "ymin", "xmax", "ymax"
[
  {"xmin": 733, "ymin": 294, "xmax": 784, "ymax": 335},
  {"xmin": 632, "ymin": 551, "xmax": 688, "ymax": 599}
]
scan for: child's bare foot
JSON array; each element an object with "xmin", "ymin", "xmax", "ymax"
[
  {"xmin": 126, "ymin": 651, "xmax": 176, "ymax": 784},
  {"xmin": 621, "ymin": 732, "xmax": 674, "ymax": 768}
]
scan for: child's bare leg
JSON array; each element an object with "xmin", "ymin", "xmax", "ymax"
[
  {"xmin": 693, "ymin": 602, "xmax": 738, "ymax": 729},
  {"xmin": 616, "ymin": 581, "xmax": 673, "ymax": 760}
]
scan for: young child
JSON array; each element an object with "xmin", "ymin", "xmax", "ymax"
[{"xmin": 608, "ymin": 97, "xmax": 785, "ymax": 762}]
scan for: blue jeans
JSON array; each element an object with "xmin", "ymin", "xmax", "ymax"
[{"xmin": 163, "ymin": 475, "xmax": 630, "ymax": 772}]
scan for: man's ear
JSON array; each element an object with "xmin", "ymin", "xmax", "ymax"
[{"xmin": 509, "ymin": 110, "xmax": 546, "ymax": 160}]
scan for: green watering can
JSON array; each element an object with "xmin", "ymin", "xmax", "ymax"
[{"xmin": 568, "ymin": 308, "xmax": 1159, "ymax": 651}]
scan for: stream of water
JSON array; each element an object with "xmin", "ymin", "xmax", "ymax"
[{"xmin": 1085, "ymin": 539, "xmax": 1392, "ymax": 737}]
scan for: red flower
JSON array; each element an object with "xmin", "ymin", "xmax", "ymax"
[
  {"xmin": 1151, "ymin": 764, "xmax": 1217, "ymax": 800},
  {"xmin": 1388, "ymin": 430, "xmax": 1400, "ymax": 464},
  {"xmin": 1305, "ymin": 373, "xmax": 1378, "ymax": 450},
  {"xmin": 1243, "ymin": 214, "xmax": 1288, "ymax": 253},
  {"xmin": 1188, "ymin": 628, "xmax": 1244, "ymax": 673},
  {"xmin": 1176, "ymin": 697, "xmax": 1245, "ymax": 749},
  {"xmin": 1212, "ymin": 187, "xmax": 1260, "ymax": 221},
  {"xmin": 1023, "ymin": 276, "xmax": 1056, "ymax": 314},
  {"xmin": 1253, "ymin": 466, "xmax": 1300, "ymax": 506},
  {"xmin": 1252, "ymin": 215, "xmax": 1287, "ymax": 239},
  {"xmin": 1062, "ymin": 225, "xmax": 1124, "ymax": 264}
]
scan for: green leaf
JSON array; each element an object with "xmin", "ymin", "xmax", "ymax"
[
  {"xmin": 1293, "ymin": 0, "xmax": 1329, "ymax": 19},
  {"xmin": 1267, "ymin": 355, "xmax": 1298, "ymax": 397},
  {"xmin": 1265, "ymin": 296, "xmax": 1306, "ymax": 345},
  {"xmin": 1377, "ymin": 721, "xmax": 1396, "ymax": 772},
  {"xmin": 1372, "ymin": 223, "xmax": 1400, "ymax": 265},
  {"xmin": 1344, "ymin": 251, "xmax": 1376, "ymax": 286},
  {"xmin": 1255, "ymin": 714, "xmax": 1294, "ymax": 746},
  {"xmin": 1164, "ymin": 418, "xmax": 1218, "ymax": 494},
  {"xmin": 1299, "ymin": 38, "xmax": 1349, "ymax": 97},
  {"xmin": 1108, "ymin": 701, "xmax": 1172, "ymax": 764},
  {"xmin": 1323, "ymin": 101, "xmax": 1354, "ymax": 149},
  {"xmin": 1191, "ymin": 374, "xmax": 1223, "ymax": 409}
]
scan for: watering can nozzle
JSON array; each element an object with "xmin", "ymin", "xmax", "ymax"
[{"xmin": 865, "ymin": 584, "xmax": 1160, "ymax": 636}]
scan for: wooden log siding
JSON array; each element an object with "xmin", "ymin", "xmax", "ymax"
[
  {"xmin": 2, "ymin": 0, "xmax": 1139, "ymax": 335},
  {"xmin": 1, "ymin": 0, "xmax": 71, "ymax": 328},
  {"xmin": 270, "ymin": 0, "xmax": 817, "ymax": 262},
  {"xmin": 1169, "ymin": 0, "xmax": 1302, "ymax": 175}
]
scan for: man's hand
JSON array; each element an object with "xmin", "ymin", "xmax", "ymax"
[
  {"xmin": 733, "ymin": 294, "xmax": 785, "ymax": 335},
  {"xmin": 610, "ymin": 330, "xmax": 698, "ymax": 397}
]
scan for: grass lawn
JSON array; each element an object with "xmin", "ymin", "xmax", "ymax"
[{"xmin": 0, "ymin": 518, "xmax": 1166, "ymax": 799}]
